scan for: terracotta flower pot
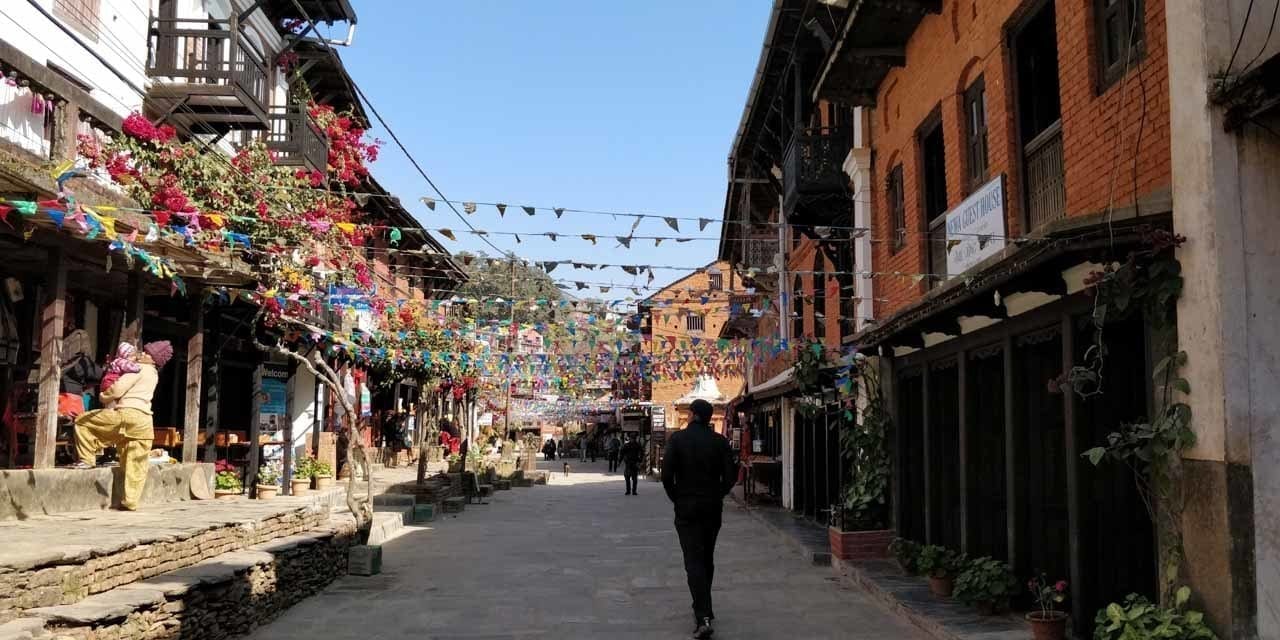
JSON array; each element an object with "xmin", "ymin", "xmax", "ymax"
[
  {"xmin": 314, "ymin": 475, "xmax": 334, "ymax": 490},
  {"xmin": 928, "ymin": 574, "xmax": 954, "ymax": 597},
  {"xmin": 290, "ymin": 479, "xmax": 310, "ymax": 495},
  {"xmin": 255, "ymin": 485, "xmax": 278, "ymax": 500},
  {"xmin": 1026, "ymin": 612, "xmax": 1069, "ymax": 640},
  {"xmin": 214, "ymin": 489, "xmax": 239, "ymax": 500}
]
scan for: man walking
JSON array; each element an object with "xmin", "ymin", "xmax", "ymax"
[
  {"xmin": 662, "ymin": 399, "xmax": 736, "ymax": 639},
  {"xmin": 619, "ymin": 433, "xmax": 643, "ymax": 495},
  {"xmin": 606, "ymin": 433, "xmax": 622, "ymax": 472}
]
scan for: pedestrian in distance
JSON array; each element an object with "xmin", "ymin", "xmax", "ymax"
[
  {"xmin": 619, "ymin": 432, "xmax": 643, "ymax": 496},
  {"xmin": 662, "ymin": 399, "xmax": 736, "ymax": 639},
  {"xmin": 607, "ymin": 433, "xmax": 622, "ymax": 472}
]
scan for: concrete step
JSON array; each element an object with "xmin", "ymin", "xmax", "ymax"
[
  {"xmin": 368, "ymin": 497, "xmax": 414, "ymax": 546},
  {"xmin": 0, "ymin": 488, "xmax": 345, "ymax": 624},
  {"xmin": 11, "ymin": 521, "xmax": 356, "ymax": 640}
]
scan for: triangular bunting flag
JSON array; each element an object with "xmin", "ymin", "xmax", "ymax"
[
  {"xmin": 463, "ymin": 202, "xmax": 477, "ymax": 214},
  {"xmin": 420, "ymin": 197, "xmax": 436, "ymax": 210},
  {"xmin": 438, "ymin": 228, "xmax": 456, "ymax": 241},
  {"xmin": 582, "ymin": 234, "xmax": 597, "ymax": 245},
  {"xmin": 522, "ymin": 206, "xmax": 536, "ymax": 216},
  {"xmin": 663, "ymin": 217, "xmax": 680, "ymax": 232},
  {"xmin": 699, "ymin": 218, "xmax": 712, "ymax": 231},
  {"xmin": 554, "ymin": 207, "xmax": 565, "ymax": 218},
  {"xmin": 617, "ymin": 236, "xmax": 632, "ymax": 248}
]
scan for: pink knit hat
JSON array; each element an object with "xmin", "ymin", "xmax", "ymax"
[{"xmin": 142, "ymin": 341, "xmax": 173, "ymax": 369}]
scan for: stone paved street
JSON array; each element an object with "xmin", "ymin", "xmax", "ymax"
[{"xmin": 248, "ymin": 460, "xmax": 926, "ymax": 640}]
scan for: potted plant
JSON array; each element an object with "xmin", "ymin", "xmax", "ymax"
[
  {"xmin": 213, "ymin": 459, "xmax": 242, "ymax": 499},
  {"xmin": 292, "ymin": 456, "xmax": 315, "ymax": 495},
  {"xmin": 953, "ymin": 557, "xmax": 1017, "ymax": 615},
  {"xmin": 889, "ymin": 537, "xmax": 921, "ymax": 575},
  {"xmin": 311, "ymin": 459, "xmax": 334, "ymax": 489},
  {"xmin": 916, "ymin": 545, "xmax": 964, "ymax": 597},
  {"xmin": 1092, "ymin": 588, "xmax": 1217, "ymax": 640},
  {"xmin": 1027, "ymin": 574, "xmax": 1069, "ymax": 640},
  {"xmin": 255, "ymin": 462, "xmax": 280, "ymax": 499},
  {"xmin": 446, "ymin": 452, "xmax": 463, "ymax": 473}
]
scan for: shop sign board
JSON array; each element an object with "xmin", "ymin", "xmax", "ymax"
[{"xmin": 945, "ymin": 174, "xmax": 1007, "ymax": 277}]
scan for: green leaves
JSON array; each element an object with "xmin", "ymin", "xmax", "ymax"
[
  {"xmin": 1084, "ymin": 447, "xmax": 1107, "ymax": 466},
  {"xmin": 953, "ymin": 557, "xmax": 1017, "ymax": 607},
  {"xmin": 1092, "ymin": 590, "xmax": 1218, "ymax": 640}
]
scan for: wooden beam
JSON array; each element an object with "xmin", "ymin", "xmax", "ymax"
[
  {"xmin": 921, "ymin": 362, "xmax": 933, "ymax": 544},
  {"xmin": 34, "ymin": 248, "xmax": 67, "ymax": 469},
  {"xmin": 1061, "ymin": 314, "xmax": 1085, "ymax": 627},
  {"xmin": 1003, "ymin": 334, "xmax": 1019, "ymax": 571},
  {"xmin": 202, "ymin": 320, "xmax": 221, "ymax": 463},
  {"xmin": 181, "ymin": 295, "xmax": 204, "ymax": 463},
  {"xmin": 247, "ymin": 363, "xmax": 263, "ymax": 496},
  {"xmin": 957, "ymin": 352, "xmax": 970, "ymax": 553},
  {"xmin": 120, "ymin": 271, "xmax": 144, "ymax": 345}
]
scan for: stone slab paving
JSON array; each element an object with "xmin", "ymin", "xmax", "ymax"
[
  {"xmin": 0, "ymin": 489, "xmax": 343, "ymax": 572},
  {"xmin": 247, "ymin": 460, "xmax": 928, "ymax": 640}
]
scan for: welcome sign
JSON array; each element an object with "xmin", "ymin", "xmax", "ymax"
[{"xmin": 945, "ymin": 175, "xmax": 1007, "ymax": 277}]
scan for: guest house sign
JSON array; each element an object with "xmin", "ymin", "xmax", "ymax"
[{"xmin": 945, "ymin": 175, "xmax": 1006, "ymax": 277}]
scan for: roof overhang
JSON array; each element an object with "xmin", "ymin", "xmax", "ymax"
[
  {"xmin": 293, "ymin": 41, "xmax": 367, "ymax": 124},
  {"xmin": 812, "ymin": 0, "xmax": 940, "ymax": 104},
  {"xmin": 260, "ymin": 0, "xmax": 357, "ymax": 27}
]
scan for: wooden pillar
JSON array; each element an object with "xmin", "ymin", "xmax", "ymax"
[
  {"xmin": 1061, "ymin": 314, "xmax": 1085, "ymax": 626},
  {"xmin": 181, "ymin": 296, "xmax": 203, "ymax": 462},
  {"xmin": 921, "ymin": 362, "xmax": 933, "ymax": 544},
  {"xmin": 282, "ymin": 361, "xmax": 296, "ymax": 495},
  {"xmin": 881, "ymin": 354, "xmax": 902, "ymax": 535},
  {"xmin": 957, "ymin": 352, "xmax": 970, "ymax": 553},
  {"xmin": 202, "ymin": 319, "xmax": 221, "ymax": 463},
  {"xmin": 120, "ymin": 271, "xmax": 144, "ymax": 345},
  {"xmin": 247, "ymin": 363, "xmax": 263, "ymax": 495},
  {"xmin": 1003, "ymin": 334, "xmax": 1019, "ymax": 570},
  {"xmin": 33, "ymin": 249, "xmax": 67, "ymax": 469}
]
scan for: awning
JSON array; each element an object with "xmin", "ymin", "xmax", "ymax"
[{"xmin": 747, "ymin": 368, "xmax": 797, "ymax": 402}]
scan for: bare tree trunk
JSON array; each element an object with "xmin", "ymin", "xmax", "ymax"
[{"xmin": 252, "ymin": 319, "xmax": 374, "ymax": 542}]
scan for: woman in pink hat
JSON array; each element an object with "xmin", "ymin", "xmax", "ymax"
[{"xmin": 73, "ymin": 341, "xmax": 173, "ymax": 510}]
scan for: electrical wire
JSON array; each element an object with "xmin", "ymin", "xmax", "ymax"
[{"xmin": 1227, "ymin": 0, "xmax": 1257, "ymax": 75}]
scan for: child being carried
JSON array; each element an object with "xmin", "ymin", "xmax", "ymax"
[{"xmin": 99, "ymin": 342, "xmax": 141, "ymax": 407}]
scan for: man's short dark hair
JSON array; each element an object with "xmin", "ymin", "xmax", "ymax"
[{"xmin": 690, "ymin": 399, "xmax": 714, "ymax": 422}]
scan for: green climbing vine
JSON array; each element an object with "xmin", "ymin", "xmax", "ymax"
[
  {"xmin": 837, "ymin": 359, "xmax": 892, "ymax": 531},
  {"xmin": 1069, "ymin": 227, "xmax": 1192, "ymax": 603},
  {"xmin": 791, "ymin": 342, "xmax": 892, "ymax": 531}
]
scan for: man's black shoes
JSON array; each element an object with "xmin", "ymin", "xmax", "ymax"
[{"xmin": 692, "ymin": 617, "xmax": 714, "ymax": 639}]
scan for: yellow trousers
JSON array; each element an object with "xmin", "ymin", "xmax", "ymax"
[{"xmin": 74, "ymin": 408, "xmax": 154, "ymax": 510}]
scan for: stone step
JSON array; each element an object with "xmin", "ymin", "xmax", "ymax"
[
  {"xmin": 493, "ymin": 479, "xmax": 512, "ymax": 491},
  {"xmin": 442, "ymin": 496, "xmax": 466, "ymax": 514},
  {"xmin": 367, "ymin": 503, "xmax": 414, "ymax": 546},
  {"xmin": 14, "ymin": 521, "xmax": 357, "ymax": 640},
  {"xmin": 0, "ymin": 488, "xmax": 345, "ymax": 624}
]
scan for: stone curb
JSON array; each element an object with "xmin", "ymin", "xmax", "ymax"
[{"xmin": 727, "ymin": 492, "xmax": 831, "ymax": 566}]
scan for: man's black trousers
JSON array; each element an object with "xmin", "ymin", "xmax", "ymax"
[
  {"xmin": 623, "ymin": 465, "xmax": 639, "ymax": 494},
  {"xmin": 673, "ymin": 497, "xmax": 723, "ymax": 625}
]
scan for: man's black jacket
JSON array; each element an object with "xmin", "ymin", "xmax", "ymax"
[{"xmin": 661, "ymin": 420, "xmax": 736, "ymax": 503}]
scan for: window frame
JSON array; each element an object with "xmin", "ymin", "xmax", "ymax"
[
  {"xmin": 1095, "ymin": 0, "xmax": 1145, "ymax": 92},
  {"xmin": 888, "ymin": 164, "xmax": 906, "ymax": 252},
  {"xmin": 708, "ymin": 272, "xmax": 724, "ymax": 291},
  {"xmin": 54, "ymin": 0, "xmax": 101, "ymax": 41},
  {"xmin": 964, "ymin": 76, "xmax": 989, "ymax": 191},
  {"xmin": 685, "ymin": 313, "xmax": 706, "ymax": 333}
]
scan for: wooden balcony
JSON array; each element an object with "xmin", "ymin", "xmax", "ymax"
[
  {"xmin": 1024, "ymin": 120, "xmax": 1066, "ymax": 231},
  {"xmin": 783, "ymin": 126, "xmax": 849, "ymax": 213},
  {"xmin": 266, "ymin": 105, "xmax": 327, "ymax": 173},
  {"xmin": 145, "ymin": 16, "xmax": 270, "ymax": 134}
]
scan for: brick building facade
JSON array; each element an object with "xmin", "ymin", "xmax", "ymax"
[{"xmin": 641, "ymin": 261, "xmax": 745, "ymax": 433}]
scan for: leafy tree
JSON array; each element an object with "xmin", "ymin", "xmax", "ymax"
[{"xmin": 454, "ymin": 252, "xmax": 563, "ymax": 326}]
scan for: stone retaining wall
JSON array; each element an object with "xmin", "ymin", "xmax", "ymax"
[
  {"xmin": 0, "ymin": 507, "xmax": 326, "ymax": 623},
  {"xmin": 0, "ymin": 465, "xmax": 214, "ymax": 522},
  {"xmin": 28, "ymin": 522, "xmax": 358, "ymax": 640}
]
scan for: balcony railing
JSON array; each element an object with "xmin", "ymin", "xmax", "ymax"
[
  {"xmin": 728, "ymin": 294, "xmax": 756, "ymax": 319},
  {"xmin": 782, "ymin": 126, "xmax": 849, "ymax": 211},
  {"xmin": 1024, "ymin": 120, "xmax": 1066, "ymax": 231},
  {"xmin": 146, "ymin": 16, "xmax": 270, "ymax": 129},
  {"xmin": 267, "ymin": 105, "xmax": 328, "ymax": 172}
]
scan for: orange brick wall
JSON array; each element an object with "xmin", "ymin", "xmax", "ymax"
[
  {"xmin": 645, "ymin": 261, "xmax": 745, "ymax": 430},
  {"xmin": 869, "ymin": 0, "xmax": 1171, "ymax": 319}
]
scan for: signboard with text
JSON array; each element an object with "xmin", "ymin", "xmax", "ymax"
[{"xmin": 945, "ymin": 175, "xmax": 1007, "ymax": 277}]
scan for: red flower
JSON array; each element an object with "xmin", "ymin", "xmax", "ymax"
[{"xmin": 1054, "ymin": 581, "xmax": 1067, "ymax": 593}]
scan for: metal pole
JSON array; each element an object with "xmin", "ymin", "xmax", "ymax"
[{"xmin": 502, "ymin": 257, "xmax": 516, "ymax": 435}]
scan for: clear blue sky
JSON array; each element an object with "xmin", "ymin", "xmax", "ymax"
[{"xmin": 334, "ymin": 1, "xmax": 772, "ymax": 300}]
